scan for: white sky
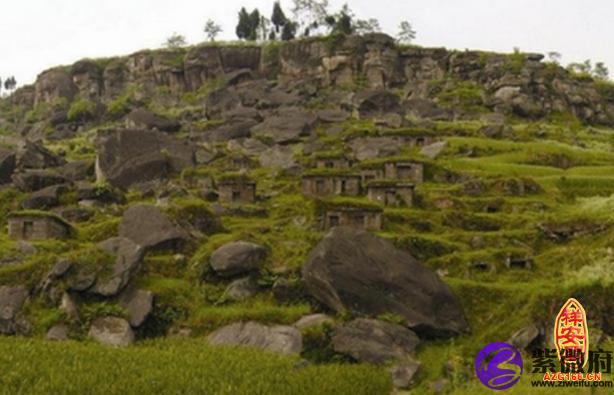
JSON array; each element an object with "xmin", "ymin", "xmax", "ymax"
[{"xmin": 1, "ymin": 0, "xmax": 612, "ymax": 86}]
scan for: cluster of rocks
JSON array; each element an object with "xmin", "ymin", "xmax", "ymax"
[
  {"xmin": 204, "ymin": 227, "xmax": 469, "ymax": 389},
  {"xmin": 9, "ymin": 33, "xmax": 614, "ymax": 132}
]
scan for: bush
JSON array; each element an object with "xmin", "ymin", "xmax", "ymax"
[
  {"xmin": 67, "ymin": 98, "xmax": 96, "ymax": 122},
  {"xmin": 106, "ymin": 94, "xmax": 131, "ymax": 118}
]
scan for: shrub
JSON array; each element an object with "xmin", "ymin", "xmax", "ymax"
[
  {"xmin": 106, "ymin": 94, "xmax": 131, "ymax": 118},
  {"xmin": 67, "ymin": 98, "xmax": 96, "ymax": 122}
]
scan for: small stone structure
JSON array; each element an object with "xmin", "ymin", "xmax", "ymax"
[
  {"xmin": 360, "ymin": 160, "xmax": 424, "ymax": 185},
  {"xmin": 8, "ymin": 211, "xmax": 72, "ymax": 241},
  {"xmin": 320, "ymin": 202, "xmax": 383, "ymax": 231},
  {"xmin": 367, "ymin": 181, "xmax": 415, "ymax": 207},
  {"xmin": 218, "ymin": 175, "xmax": 256, "ymax": 204},
  {"xmin": 384, "ymin": 162, "xmax": 424, "ymax": 183},
  {"xmin": 302, "ymin": 172, "xmax": 361, "ymax": 197}
]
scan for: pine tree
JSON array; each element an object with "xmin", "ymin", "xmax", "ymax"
[
  {"xmin": 236, "ymin": 7, "xmax": 250, "ymax": 39},
  {"xmin": 272, "ymin": 2, "xmax": 287, "ymax": 33},
  {"xmin": 281, "ymin": 21, "xmax": 297, "ymax": 41},
  {"xmin": 247, "ymin": 9, "xmax": 261, "ymax": 41}
]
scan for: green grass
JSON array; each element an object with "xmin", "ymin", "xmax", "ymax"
[{"xmin": 0, "ymin": 337, "xmax": 391, "ymax": 395}]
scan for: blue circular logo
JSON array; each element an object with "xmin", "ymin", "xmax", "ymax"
[{"xmin": 475, "ymin": 342, "xmax": 523, "ymax": 390}]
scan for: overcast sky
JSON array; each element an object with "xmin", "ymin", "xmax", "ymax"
[{"xmin": 1, "ymin": 0, "xmax": 612, "ymax": 87}]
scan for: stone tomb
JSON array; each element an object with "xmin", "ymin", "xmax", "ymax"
[
  {"xmin": 301, "ymin": 172, "xmax": 361, "ymax": 197},
  {"xmin": 8, "ymin": 212, "xmax": 72, "ymax": 241},
  {"xmin": 217, "ymin": 176, "xmax": 256, "ymax": 204},
  {"xmin": 367, "ymin": 181, "xmax": 415, "ymax": 207}
]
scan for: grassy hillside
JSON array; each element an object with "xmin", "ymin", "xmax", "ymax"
[
  {"xmin": 1, "ymin": 35, "xmax": 614, "ymax": 393},
  {"xmin": 0, "ymin": 337, "xmax": 391, "ymax": 395}
]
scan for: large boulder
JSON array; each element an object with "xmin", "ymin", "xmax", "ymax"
[
  {"xmin": 203, "ymin": 119, "xmax": 258, "ymax": 143},
  {"xmin": 12, "ymin": 169, "xmax": 67, "ymax": 192},
  {"xmin": 16, "ymin": 140, "xmax": 65, "ymax": 169},
  {"xmin": 90, "ymin": 237, "xmax": 144, "ymax": 297},
  {"xmin": 125, "ymin": 108, "xmax": 181, "ymax": 133},
  {"xmin": 0, "ymin": 286, "xmax": 28, "ymax": 335},
  {"xmin": 349, "ymin": 137, "xmax": 401, "ymax": 161},
  {"xmin": 0, "ymin": 148, "xmax": 16, "ymax": 184},
  {"xmin": 210, "ymin": 241, "xmax": 267, "ymax": 277},
  {"xmin": 119, "ymin": 288, "xmax": 154, "ymax": 327},
  {"xmin": 119, "ymin": 204, "xmax": 187, "ymax": 251},
  {"xmin": 251, "ymin": 108, "xmax": 317, "ymax": 144},
  {"xmin": 354, "ymin": 90, "xmax": 401, "ymax": 118},
  {"xmin": 88, "ymin": 317, "xmax": 135, "ymax": 347},
  {"xmin": 95, "ymin": 129, "xmax": 195, "ymax": 189},
  {"xmin": 302, "ymin": 227, "xmax": 469, "ymax": 338},
  {"xmin": 331, "ymin": 318, "xmax": 420, "ymax": 365},
  {"xmin": 207, "ymin": 321, "xmax": 302, "ymax": 355},
  {"xmin": 58, "ymin": 160, "xmax": 95, "ymax": 182},
  {"xmin": 21, "ymin": 184, "xmax": 67, "ymax": 209}
]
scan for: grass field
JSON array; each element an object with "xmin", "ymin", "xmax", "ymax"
[{"xmin": 0, "ymin": 337, "xmax": 392, "ymax": 395}]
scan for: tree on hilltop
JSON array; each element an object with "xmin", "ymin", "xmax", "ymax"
[
  {"xmin": 164, "ymin": 33, "xmax": 187, "ymax": 49},
  {"xmin": 204, "ymin": 19, "xmax": 222, "ymax": 42},
  {"xmin": 271, "ymin": 1, "xmax": 288, "ymax": 33},
  {"xmin": 397, "ymin": 20, "xmax": 416, "ymax": 44},
  {"xmin": 236, "ymin": 7, "xmax": 261, "ymax": 41}
]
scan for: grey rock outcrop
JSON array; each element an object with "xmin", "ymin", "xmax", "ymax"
[
  {"xmin": 207, "ymin": 321, "xmax": 302, "ymax": 355},
  {"xmin": 90, "ymin": 237, "xmax": 144, "ymax": 297},
  {"xmin": 88, "ymin": 317, "xmax": 135, "ymax": 347},
  {"xmin": 302, "ymin": 227, "xmax": 469, "ymax": 338},
  {"xmin": 118, "ymin": 204, "xmax": 187, "ymax": 251},
  {"xmin": 331, "ymin": 318, "xmax": 421, "ymax": 364},
  {"xmin": 210, "ymin": 241, "xmax": 267, "ymax": 277},
  {"xmin": 95, "ymin": 129, "xmax": 195, "ymax": 189},
  {"xmin": 0, "ymin": 286, "xmax": 28, "ymax": 335}
]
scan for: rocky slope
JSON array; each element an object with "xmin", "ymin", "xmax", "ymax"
[{"xmin": 1, "ymin": 33, "xmax": 614, "ymax": 393}]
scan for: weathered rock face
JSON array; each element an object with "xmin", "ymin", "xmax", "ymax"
[
  {"xmin": 95, "ymin": 129, "xmax": 195, "ymax": 189},
  {"xmin": 71, "ymin": 60, "xmax": 104, "ymax": 100},
  {"xmin": 207, "ymin": 321, "xmax": 302, "ymax": 355},
  {"xmin": 210, "ymin": 241, "xmax": 268, "ymax": 277},
  {"xmin": 184, "ymin": 45, "xmax": 261, "ymax": 91},
  {"xmin": 118, "ymin": 204, "xmax": 187, "ymax": 251},
  {"xmin": 0, "ymin": 286, "xmax": 28, "ymax": 335},
  {"xmin": 302, "ymin": 227, "xmax": 469, "ymax": 338},
  {"xmin": 90, "ymin": 237, "xmax": 144, "ymax": 297},
  {"xmin": 331, "ymin": 318, "xmax": 421, "ymax": 365},
  {"xmin": 88, "ymin": 317, "xmax": 135, "ymax": 347},
  {"xmin": 34, "ymin": 69, "xmax": 77, "ymax": 105},
  {"xmin": 26, "ymin": 34, "xmax": 614, "ymax": 126}
]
